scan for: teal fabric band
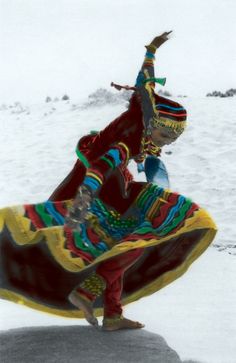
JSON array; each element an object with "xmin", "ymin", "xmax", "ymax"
[
  {"xmin": 143, "ymin": 77, "xmax": 166, "ymax": 86},
  {"xmin": 76, "ymin": 148, "xmax": 91, "ymax": 168}
]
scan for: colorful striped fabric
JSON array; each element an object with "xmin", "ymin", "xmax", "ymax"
[
  {"xmin": 84, "ymin": 169, "xmax": 104, "ymax": 191},
  {"xmin": 155, "ymin": 102, "xmax": 187, "ymax": 121},
  {"xmin": 142, "ymin": 51, "xmax": 155, "ymax": 68},
  {"xmin": 123, "ymin": 184, "xmax": 199, "ymax": 241},
  {"xmin": 21, "ymin": 184, "xmax": 199, "ymax": 263},
  {"xmin": 24, "ymin": 201, "xmax": 68, "ymax": 229},
  {"xmin": 83, "ymin": 142, "xmax": 130, "ymax": 193},
  {"xmin": 0, "ymin": 189, "xmax": 217, "ymax": 319}
]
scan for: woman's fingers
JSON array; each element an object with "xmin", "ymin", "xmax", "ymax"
[{"xmin": 161, "ymin": 30, "xmax": 173, "ymax": 39}]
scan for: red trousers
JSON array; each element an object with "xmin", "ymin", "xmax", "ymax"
[{"xmin": 96, "ymin": 248, "xmax": 143, "ymax": 317}]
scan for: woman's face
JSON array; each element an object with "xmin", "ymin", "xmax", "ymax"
[{"xmin": 150, "ymin": 127, "xmax": 179, "ymax": 147}]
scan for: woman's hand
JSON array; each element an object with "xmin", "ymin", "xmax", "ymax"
[
  {"xmin": 65, "ymin": 185, "xmax": 93, "ymax": 231},
  {"xmin": 146, "ymin": 31, "xmax": 172, "ymax": 50}
]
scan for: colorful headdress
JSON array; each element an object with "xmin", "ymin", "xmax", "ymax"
[
  {"xmin": 110, "ymin": 81, "xmax": 187, "ymax": 135},
  {"xmin": 150, "ymin": 94, "xmax": 187, "ymax": 135}
]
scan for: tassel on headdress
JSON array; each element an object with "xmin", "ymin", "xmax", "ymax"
[{"xmin": 110, "ymin": 82, "xmax": 136, "ymax": 91}]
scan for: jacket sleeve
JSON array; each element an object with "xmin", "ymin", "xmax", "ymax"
[
  {"xmin": 135, "ymin": 44, "xmax": 157, "ymax": 86},
  {"xmin": 78, "ymin": 100, "xmax": 144, "ymax": 194},
  {"xmin": 135, "ymin": 45, "xmax": 161, "ymax": 130},
  {"xmin": 82, "ymin": 141, "xmax": 130, "ymax": 194}
]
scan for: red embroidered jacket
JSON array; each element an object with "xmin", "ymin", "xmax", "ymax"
[{"xmin": 49, "ymin": 47, "xmax": 162, "ymax": 213}]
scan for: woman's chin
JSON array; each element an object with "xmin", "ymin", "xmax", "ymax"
[{"xmin": 154, "ymin": 142, "xmax": 165, "ymax": 147}]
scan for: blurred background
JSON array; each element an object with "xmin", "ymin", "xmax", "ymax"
[{"xmin": 0, "ymin": 0, "xmax": 235, "ymax": 103}]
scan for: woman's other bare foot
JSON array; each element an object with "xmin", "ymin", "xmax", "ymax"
[{"xmin": 68, "ymin": 290, "xmax": 98, "ymax": 328}]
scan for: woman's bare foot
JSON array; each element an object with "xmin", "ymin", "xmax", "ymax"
[
  {"xmin": 103, "ymin": 316, "xmax": 145, "ymax": 331},
  {"xmin": 68, "ymin": 290, "xmax": 98, "ymax": 328}
]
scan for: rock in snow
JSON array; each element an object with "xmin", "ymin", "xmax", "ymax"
[{"xmin": 0, "ymin": 326, "xmax": 185, "ymax": 363}]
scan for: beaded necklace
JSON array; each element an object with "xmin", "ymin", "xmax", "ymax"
[{"xmin": 134, "ymin": 132, "xmax": 161, "ymax": 163}]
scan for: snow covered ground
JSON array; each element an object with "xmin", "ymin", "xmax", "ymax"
[{"xmin": 0, "ymin": 94, "xmax": 235, "ymax": 363}]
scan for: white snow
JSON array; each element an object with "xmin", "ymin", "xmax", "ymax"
[
  {"xmin": 1, "ymin": 0, "xmax": 236, "ymax": 103},
  {"xmin": 0, "ymin": 95, "xmax": 235, "ymax": 363}
]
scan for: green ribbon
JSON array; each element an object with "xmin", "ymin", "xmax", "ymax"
[
  {"xmin": 75, "ymin": 149, "xmax": 91, "ymax": 168},
  {"xmin": 76, "ymin": 130, "xmax": 99, "ymax": 167},
  {"xmin": 143, "ymin": 77, "xmax": 166, "ymax": 86}
]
